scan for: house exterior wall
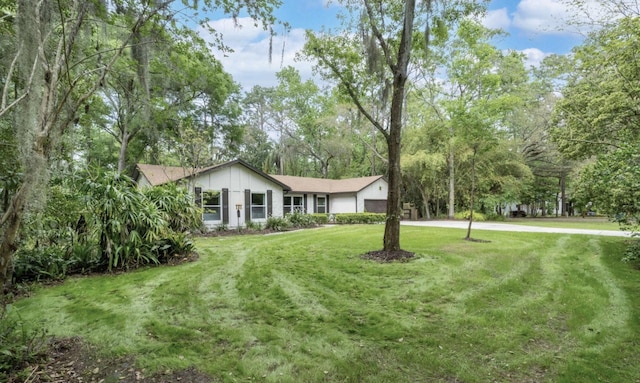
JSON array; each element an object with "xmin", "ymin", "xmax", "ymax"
[
  {"xmin": 193, "ymin": 163, "xmax": 285, "ymax": 229},
  {"xmin": 330, "ymin": 193, "xmax": 357, "ymax": 213},
  {"xmin": 137, "ymin": 175, "xmax": 152, "ymax": 188},
  {"xmin": 356, "ymin": 178, "xmax": 388, "ymax": 213}
]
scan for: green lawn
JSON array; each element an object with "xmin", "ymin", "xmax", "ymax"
[{"xmin": 13, "ymin": 225, "xmax": 640, "ymax": 382}]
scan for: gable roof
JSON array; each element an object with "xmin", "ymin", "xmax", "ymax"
[
  {"xmin": 135, "ymin": 164, "xmax": 197, "ymax": 186},
  {"xmin": 135, "ymin": 159, "xmax": 291, "ymax": 190},
  {"xmin": 270, "ymin": 174, "xmax": 385, "ymax": 194}
]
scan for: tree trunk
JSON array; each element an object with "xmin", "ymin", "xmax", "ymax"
[
  {"xmin": 420, "ymin": 188, "xmax": 431, "ymax": 220},
  {"xmin": 118, "ymin": 130, "xmax": 130, "ymax": 174},
  {"xmin": 448, "ymin": 145, "xmax": 455, "ymax": 219},
  {"xmin": 381, "ymin": 0, "xmax": 416, "ymax": 252},
  {"xmin": 0, "ymin": 183, "xmax": 28, "ymax": 290},
  {"xmin": 465, "ymin": 147, "xmax": 477, "ymax": 240}
]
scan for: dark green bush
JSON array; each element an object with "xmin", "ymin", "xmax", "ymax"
[
  {"xmin": 309, "ymin": 213, "xmax": 329, "ymax": 224},
  {"xmin": 334, "ymin": 213, "xmax": 386, "ymax": 224},
  {"xmin": 454, "ymin": 210, "xmax": 487, "ymax": 222},
  {"xmin": 12, "ymin": 246, "xmax": 71, "ymax": 283},
  {"xmin": 155, "ymin": 231, "xmax": 195, "ymax": 261},
  {"xmin": 265, "ymin": 216, "xmax": 289, "ymax": 231},
  {"xmin": 245, "ymin": 220, "xmax": 263, "ymax": 230},
  {"xmin": 622, "ymin": 238, "xmax": 640, "ymax": 263},
  {"xmin": 286, "ymin": 211, "xmax": 316, "ymax": 228},
  {"xmin": 485, "ymin": 212, "xmax": 506, "ymax": 221}
]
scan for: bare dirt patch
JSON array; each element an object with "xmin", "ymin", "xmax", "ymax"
[{"xmin": 11, "ymin": 337, "xmax": 214, "ymax": 383}]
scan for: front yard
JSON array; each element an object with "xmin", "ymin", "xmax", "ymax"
[{"xmin": 11, "ymin": 225, "xmax": 640, "ymax": 382}]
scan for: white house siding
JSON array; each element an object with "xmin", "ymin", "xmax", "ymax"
[
  {"xmin": 356, "ymin": 178, "xmax": 388, "ymax": 213},
  {"xmin": 192, "ymin": 163, "xmax": 285, "ymax": 228},
  {"xmin": 330, "ymin": 194, "xmax": 357, "ymax": 213},
  {"xmin": 137, "ymin": 175, "xmax": 152, "ymax": 188}
]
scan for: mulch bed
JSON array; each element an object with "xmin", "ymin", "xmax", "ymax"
[{"xmin": 360, "ymin": 249, "xmax": 416, "ymax": 262}]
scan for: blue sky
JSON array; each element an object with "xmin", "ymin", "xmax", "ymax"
[{"xmin": 200, "ymin": 0, "xmax": 599, "ymax": 92}]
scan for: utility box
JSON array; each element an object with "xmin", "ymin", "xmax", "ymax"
[{"xmin": 402, "ymin": 203, "xmax": 418, "ymax": 220}]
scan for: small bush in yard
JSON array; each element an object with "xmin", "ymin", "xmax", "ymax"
[
  {"xmin": 309, "ymin": 213, "xmax": 329, "ymax": 224},
  {"xmin": 245, "ymin": 220, "xmax": 263, "ymax": 230},
  {"xmin": 265, "ymin": 216, "xmax": 289, "ymax": 231},
  {"xmin": 334, "ymin": 213, "xmax": 386, "ymax": 224},
  {"xmin": 454, "ymin": 210, "xmax": 486, "ymax": 222},
  {"xmin": 286, "ymin": 211, "xmax": 316, "ymax": 228}
]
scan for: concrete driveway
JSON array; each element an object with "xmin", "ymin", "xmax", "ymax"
[{"xmin": 400, "ymin": 220, "xmax": 631, "ymax": 237}]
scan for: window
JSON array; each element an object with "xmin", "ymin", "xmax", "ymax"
[
  {"xmin": 284, "ymin": 195, "xmax": 304, "ymax": 214},
  {"xmin": 317, "ymin": 196, "xmax": 326, "ymax": 214},
  {"xmin": 251, "ymin": 192, "xmax": 266, "ymax": 219},
  {"xmin": 202, "ymin": 190, "xmax": 221, "ymax": 221}
]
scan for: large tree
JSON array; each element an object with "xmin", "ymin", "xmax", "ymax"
[
  {"xmin": 553, "ymin": 16, "xmax": 640, "ymax": 228},
  {"xmin": 0, "ymin": 0, "xmax": 279, "ymax": 290},
  {"xmin": 304, "ymin": 0, "xmax": 472, "ymax": 253}
]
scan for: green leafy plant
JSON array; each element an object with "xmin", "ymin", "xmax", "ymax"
[
  {"xmin": 265, "ymin": 215, "xmax": 289, "ymax": 231},
  {"xmin": 286, "ymin": 211, "xmax": 316, "ymax": 228},
  {"xmin": 245, "ymin": 220, "xmax": 263, "ymax": 231},
  {"xmin": 454, "ymin": 210, "xmax": 487, "ymax": 222},
  {"xmin": 0, "ymin": 305, "xmax": 47, "ymax": 379},
  {"xmin": 334, "ymin": 213, "xmax": 386, "ymax": 224},
  {"xmin": 309, "ymin": 213, "xmax": 329, "ymax": 224}
]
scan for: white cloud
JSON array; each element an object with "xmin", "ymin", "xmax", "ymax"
[
  {"xmin": 482, "ymin": 8, "xmax": 511, "ymax": 30},
  {"xmin": 199, "ymin": 17, "xmax": 316, "ymax": 91},
  {"xmin": 512, "ymin": 0, "xmax": 572, "ymax": 35},
  {"xmin": 512, "ymin": 0, "xmax": 614, "ymax": 36},
  {"xmin": 519, "ymin": 48, "xmax": 549, "ymax": 69}
]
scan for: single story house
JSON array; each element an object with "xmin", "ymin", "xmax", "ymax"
[{"xmin": 134, "ymin": 159, "xmax": 388, "ymax": 228}]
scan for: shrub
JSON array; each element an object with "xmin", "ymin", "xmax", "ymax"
[
  {"xmin": 334, "ymin": 213, "xmax": 386, "ymax": 224},
  {"xmin": 155, "ymin": 231, "xmax": 195, "ymax": 262},
  {"xmin": 309, "ymin": 213, "xmax": 329, "ymax": 225},
  {"xmin": 622, "ymin": 238, "xmax": 640, "ymax": 263},
  {"xmin": 485, "ymin": 212, "xmax": 506, "ymax": 222},
  {"xmin": 265, "ymin": 216, "xmax": 289, "ymax": 231},
  {"xmin": 143, "ymin": 183, "xmax": 202, "ymax": 232},
  {"xmin": 12, "ymin": 246, "xmax": 71, "ymax": 283},
  {"xmin": 286, "ymin": 211, "xmax": 316, "ymax": 228},
  {"xmin": 454, "ymin": 211, "xmax": 486, "ymax": 222},
  {"xmin": 245, "ymin": 220, "xmax": 263, "ymax": 230},
  {"xmin": 0, "ymin": 305, "xmax": 47, "ymax": 380}
]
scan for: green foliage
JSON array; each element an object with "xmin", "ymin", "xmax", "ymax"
[
  {"xmin": 285, "ymin": 211, "xmax": 317, "ymax": 228},
  {"xmin": 622, "ymin": 239, "xmax": 640, "ymax": 264},
  {"xmin": 142, "ymin": 183, "xmax": 202, "ymax": 232},
  {"xmin": 81, "ymin": 171, "xmax": 166, "ymax": 270},
  {"xmin": 245, "ymin": 220, "xmax": 263, "ymax": 230},
  {"xmin": 265, "ymin": 216, "xmax": 289, "ymax": 231},
  {"xmin": 574, "ymin": 144, "xmax": 640, "ymax": 236},
  {"xmin": 309, "ymin": 213, "xmax": 329, "ymax": 225},
  {"xmin": 484, "ymin": 212, "xmax": 506, "ymax": 222},
  {"xmin": 155, "ymin": 231, "xmax": 195, "ymax": 262},
  {"xmin": 0, "ymin": 305, "xmax": 47, "ymax": 379},
  {"xmin": 12, "ymin": 246, "xmax": 70, "ymax": 283},
  {"xmin": 334, "ymin": 213, "xmax": 386, "ymax": 224},
  {"xmin": 454, "ymin": 210, "xmax": 487, "ymax": 222}
]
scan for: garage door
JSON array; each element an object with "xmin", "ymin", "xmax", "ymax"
[{"xmin": 364, "ymin": 199, "xmax": 387, "ymax": 213}]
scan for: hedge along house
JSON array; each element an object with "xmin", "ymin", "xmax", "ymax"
[
  {"xmin": 135, "ymin": 159, "xmax": 290, "ymax": 229},
  {"xmin": 270, "ymin": 174, "xmax": 388, "ymax": 214},
  {"xmin": 135, "ymin": 159, "xmax": 389, "ymax": 228}
]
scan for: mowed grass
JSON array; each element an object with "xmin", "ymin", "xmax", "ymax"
[{"xmin": 13, "ymin": 225, "xmax": 640, "ymax": 382}]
